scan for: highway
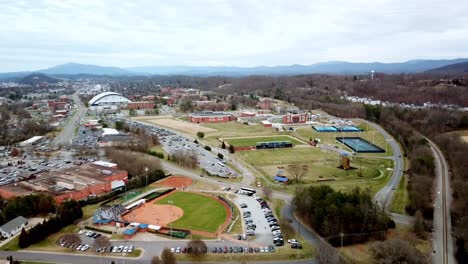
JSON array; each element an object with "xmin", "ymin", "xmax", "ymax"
[
  {"xmin": 428, "ymin": 138, "xmax": 455, "ymax": 264},
  {"xmin": 52, "ymin": 91, "xmax": 87, "ymax": 147}
]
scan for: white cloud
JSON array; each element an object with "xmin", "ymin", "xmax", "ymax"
[{"xmin": 0, "ymin": 0, "xmax": 467, "ymax": 71}]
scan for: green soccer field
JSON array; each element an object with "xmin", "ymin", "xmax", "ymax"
[
  {"xmin": 225, "ymin": 135, "xmax": 305, "ymax": 147},
  {"xmin": 155, "ymin": 192, "xmax": 228, "ymax": 233}
]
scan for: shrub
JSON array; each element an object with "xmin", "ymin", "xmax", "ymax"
[{"xmin": 196, "ymin": 131, "xmax": 205, "ymax": 138}]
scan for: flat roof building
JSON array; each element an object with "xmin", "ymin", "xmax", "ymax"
[
  {"xmin": 0, "ymin": 163, "xmax": 128, "ymax": 204},
  {"xmin": 189, "ymin": 111, "xmax": 235, "ymax": 123}
]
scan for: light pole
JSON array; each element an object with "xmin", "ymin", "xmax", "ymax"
[{"xmin": 145, "ymin": 167, "xmax": 148, "ymax": 190}]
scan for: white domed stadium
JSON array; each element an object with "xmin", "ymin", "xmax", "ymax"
[{"xmin": 88, "ymin": 92, "xmax": 131, "ymax": 106}]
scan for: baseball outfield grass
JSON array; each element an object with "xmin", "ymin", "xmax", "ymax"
[{"xmin": 156, "ymin": 192, "xmax": 227, "ymax": 233}]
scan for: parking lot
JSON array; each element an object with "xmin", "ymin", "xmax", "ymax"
[
  {"xmin": 0, "ymin": 154, "xmax": 83, "ymax": 187},
  {"xmin": 234, "ymin": 193, "xmax": 275, "ymax": 246},
  {"xmin": 58, "ymin": 230, "xmax": 135, "ymax": 255},
  {"xmin": 71, "ymin": 125, "xmax": 101, "ymax": 149},
  {"xmin": 109, "ymin": 118, "xmax": 237, "ymax": 178}
]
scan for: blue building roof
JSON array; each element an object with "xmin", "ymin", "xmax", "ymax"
[
  {"xmin": 123, "ymin": 229, "xmax": 137, "ymax": 235},
  {"xmin": 139, "ymin": 224, "xmax": 149, "ymax": 229}
]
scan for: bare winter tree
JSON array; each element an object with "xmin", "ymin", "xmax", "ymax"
[
  {"xmin": 93, "ymin": 235, "xmax": 111, "ymax": 250},
  {"xmin": 186, "ymin": 238, "xmax": 207, "ymax": 259},
  {"xmin": 370, "ymin": 238, "xmax": 426, "ymax": 264},
  {"xmin": 60, "ymin": 233, "xmax": 81, "ymax": 250},
  {"xmin": 160, "ymin": 247, "xmax": 177, "ymax": 264},
  {"xmin": 287, "ymin": 164, "xmax": 309, "ymax": 183},
  {"xmin": 314, "ymin": 243, "xmax": 339, "ymax": 264},
  {"xmin": 151, "ymin": 256, "xmax": 162, "ymax": 264}
]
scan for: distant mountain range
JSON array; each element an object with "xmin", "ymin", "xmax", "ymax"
[
  {"xmin": 1, "ymin": 59, "xmax": 468, "ymax": 79},
  {"xmin": 426, "ymin": 61, "xmax": 468, "ymax": 74}
]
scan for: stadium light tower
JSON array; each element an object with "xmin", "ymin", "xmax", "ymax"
[{"xmin": 145, "ymin": 167, "xmax": 149, "ymax": 189}]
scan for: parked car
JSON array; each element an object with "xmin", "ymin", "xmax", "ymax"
[{"xmin": 291, "ymin": 243, "xmax": 303, "ymax": 249}]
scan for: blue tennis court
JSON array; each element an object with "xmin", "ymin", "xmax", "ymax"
[
  {"xmin": 313, "ymin": 126, "xmax": 338, "ymax": 132},
  {"xmin": 336, "ymin": 137, "xmax": 385, "ymax": 153}
]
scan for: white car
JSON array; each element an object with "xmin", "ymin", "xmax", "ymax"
[
  {"xmin": 288, "ymin": 239, "xmax": 298, "ymax": 244},
  {"xmin": 272, "ymin": 230, "xmax": 282, "ymax": 235},
  {"xmin": 78, "ymin": 230, "xmax": 86, "ymax": 235},
  {"xmin": 170, "ymin": 247, "xmax": 175, "ymax": 253},
  {"xmin": 260, "ymin": 247, "xmax": 265, "ymax": 253},
  {"xmin": 122, "ymin": 246, "xmax": 129, "ymax": 253},
  {"xmin": 176, "ymin": 247, "xmax": 181, "ymax": 253}
]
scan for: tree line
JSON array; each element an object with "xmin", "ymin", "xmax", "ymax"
[
  {"xmin": 0, "ymin": 194, "xmax": 55, "ymax": 226},
  {"xmin": 19, "ymin": 199, "xmax": 83, "ymax": 248},
  {"xmin": 293, "ymin": 185, "xmax": 394, "ymax": 246},
  {"xmin": 434, "ymin": 133, "xmax": 468, "ymax": 262}
]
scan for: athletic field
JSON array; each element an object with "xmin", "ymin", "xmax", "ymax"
[{"xmin": 155, "ymin": 192, "xmax": 228, "ymax": 233}]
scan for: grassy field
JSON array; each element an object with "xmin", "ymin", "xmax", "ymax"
[
  {"xmin": 391, "ymin": 174, "xmax": 410, "ymax": 214},
  {"xmin": 156, "ymin": 192, "xmax": 227, "ymax": 233},
  {"xmin": 239, "ymin": 147, "xmax": 393, "ymax": 194},
  {"xmin": 239, "ymin": 147, "xmax": 323, "ymax": 165},
  {"xmin": 225, "ymin": 135, "xmax": 305, "ymax": 147}
]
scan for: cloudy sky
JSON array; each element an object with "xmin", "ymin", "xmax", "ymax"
[{"xmin": 1, "ymin": 0, "xmax": 467, "ymax": 72}]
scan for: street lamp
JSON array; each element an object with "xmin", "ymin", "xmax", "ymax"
[{"xmin": 145, "ymin": 167, "xmax": 149, "ymax": 190}]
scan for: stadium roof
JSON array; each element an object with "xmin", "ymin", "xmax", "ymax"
[{"xmin": 88, "ymin": 92, "xmax": 131, "ymax": 106}]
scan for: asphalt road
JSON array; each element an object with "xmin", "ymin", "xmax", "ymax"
[
  {"xmin": 428, "ymin": 139, "xmax": 455, "ymax": 264},
  {"xmin": 52, "ymin": 92, "xmax": 87, "ymax": 147},
  {"xmin": 0, "ymin": 251, "xmax": 316, "ymax": 264},
  {"xmin": 366, "ymin": 120, "xmax": 405, "ymax": 210}
]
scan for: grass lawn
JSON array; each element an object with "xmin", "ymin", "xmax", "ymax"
[
  {"xmin": 225, "ymin": 135, "xmax": 305, "ymax": 147},
  {"xmin": 156, "ymin": 192, "xmax": 227, "ymax": 233},
  {"xmin": 149, "ymin": 145, "xmax": 168, "ymax": 159},
  {"xmin": 391, "ymin": 174, "xmax": 410, "ymax": 215},
  {"xmin": 0, "ymin": 237, "xmax": 20, "ymax": 251},
  {"xmin": 27, "ymin": 225, "xmax": 80, "ymax": 252},
  {"xmin": 203, "ymin": 122, "xmax": 275, "ymax": 136},
  {"xmin": 239, "ymin": 147, "xmax": 323, "ymax": 166}
]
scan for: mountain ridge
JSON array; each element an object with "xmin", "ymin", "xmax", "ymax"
[{"xmin": 1, "ymin": 58, "xmax": 468, "ymax": 78}]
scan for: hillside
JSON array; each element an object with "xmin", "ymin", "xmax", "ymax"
[
  {"xmin": 39, "ymin": 63, "xmax": 134, "ymax": 76},
  {"xmin": 426, "ymin": 62, "xmax": 468, "ymax": 74},
  {"xmin": 19, "ymin": 73, "xmax": 60, "ymax": 85}
]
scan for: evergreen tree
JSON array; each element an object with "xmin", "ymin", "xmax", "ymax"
[{"xmin": 18, "ymin": 228, "xmax": 30, "ymax": 248}]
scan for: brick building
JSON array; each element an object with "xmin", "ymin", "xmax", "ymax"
[
  {"xmin": 257, "ymin": 100, "xmax": 274, "ymax": 110},
  {"xmin": 127, "ymin": 101, "xmax": 155, "ymax": 110},
  {"xmin": 282, "ymin": 113, "xmax": 307, "ymax": 124},
  {"xmin": 189, "ymin": 111, "xmax": 236, "ymax": 123},
  {"xmin": 0, "ymin": 163, "xmax": 128, "ymax": 204}
]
